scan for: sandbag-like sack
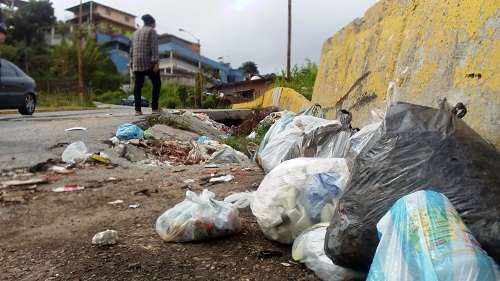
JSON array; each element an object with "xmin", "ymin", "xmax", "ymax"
[{"xmin": 325, "ymin": 102, "xmax": 500, "ymax": 271}]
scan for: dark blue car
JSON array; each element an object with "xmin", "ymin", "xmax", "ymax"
[
  {"xmin": 120, "ymin": 95, "xmax": 149, "ymax": 107},
  {"xmin": 0, "ymin": 59, "xmax": 38, "ymax": 115}
]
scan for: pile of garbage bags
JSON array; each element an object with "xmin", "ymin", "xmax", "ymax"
[
  {"xmin": 151, "ymin": 97, "xmax": 499, "ymax": 280},
  {"xmin": 248, "ymin": 99, "xmax": 500, "ymax": 280}
]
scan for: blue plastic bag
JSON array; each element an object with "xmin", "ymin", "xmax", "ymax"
[
  {"xmin": 302, "ymin": 172, "xmax": 341, "ymax": 218},
  {"xmin": 116, "ymin": 123, "xmax": 144, "ymax": 140}
]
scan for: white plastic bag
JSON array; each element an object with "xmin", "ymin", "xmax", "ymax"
[
  {"xmin": 155, "ymin": 189, "xmax": 241, "ymax": 242},
  {"xmin": 224, "ymin": 191, "xmax": 255, "ymax": 209},
  {"xmin": 260, "ymin": 115, "xmax": 341, "ymax": 174},
  {"xmin": 251, "ymin": 157, "xmax": 349, "ymax": 244},
  {"xmin": 367, "ymin": 190, "xmax": 500, "ymax": 281},
  {"xmin": 61, "ymin": 141, "xmax": 89, "ymax": 164},
  {"xmin": 292, "ymin": 223, "xmax": 366, "ymax": 281}
]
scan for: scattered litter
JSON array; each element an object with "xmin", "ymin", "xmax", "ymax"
[
  {"xmin": 197, "ymin": 136, "xmax": 212, "ymax": 143},
  {"xmin": 156, "ymin": 189, "xmax": 241, "ymax": 242},
  {"xmin": 204, "ymin": 164, "xmax": 219, "ymax": 168},
  {"xmin": 281, "ymin": 263, "xmax": 291, "ymax": 267},
  {"xmin": 257, "ymin": 250, "xmax": 282, "ymax": 259},
  {"xmin": 209, "ymin": 174, "xmax": 235, "ymax": 183},
  {"xmin": 129, "ymin": 203, "xmax": 140, "ymax": 209},
  {"xmin": 1, "ymin": 177, "xmax": 58, "ymax": 188},
  {"xmin": 108, "ymin": 200, "xmax": 124, "ymax": 205},
  {"xmin": 52, "ymin": 166, "xmax": 75, "ymax": 174},
  {"xmin": 29, "ymin": 161, "xmax": 50, "ymax": 173},
  {"xmin": 65, "ymin": 127, "xmax": 87, "ymax": 131},
  {"xmin": 183, "ymin": 179, "xmax": 195, "ymax": 183},
  {"xmin": 139, "ymin": 159, "xmax": 172, "ymax": 167},
  {"xmin": 92, "ymin": 230, "xmax": 118, "ymax": 246},
  {"xmin": 134, "ymin": 189, "xmax": 155, "ymax": 196},
  {"xmin": 52, "ymin": 185, "xmax": 84, "ymax": 192},
  {"xmin": 62, "ymin": 141, "xmax": 89, "ymax": 164},
  {"xmin": 89, "ymin": 153, "xmax": 109, "ymax": 164},
  {"xmin": 116, "ymin": 123, "xmax": 143, "ymax": 140}
]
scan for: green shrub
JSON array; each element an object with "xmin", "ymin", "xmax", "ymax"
[
  {"xmin": 165, "ymin": 98, "xmax": 178, "ymax": 109},
  {"xmin": 202, "ymin": 96, "xmax": 216, "ymax": 109},
  {"xmin": 94, "ymin": 90, "xmax": 127, "ymax": 105}
]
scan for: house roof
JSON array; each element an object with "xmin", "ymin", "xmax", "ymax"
[{"xmin": 65, "ymin": 1, "xmax": 136, "ymax": 17}]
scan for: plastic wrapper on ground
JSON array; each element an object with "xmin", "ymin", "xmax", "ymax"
[
  {"xmin": 367, "ymin": 190, "xmax": 500, "ymax": 281},
  {"xmin": 325, "ymin": 102, "xmax": 500, "ymax": 271},
  {"xmin": 156, "ymin": 189, "xmax": 241, "ymax": 242},
  {"xmin": 292, "ymin": 223, "xmax": 366, "ymax": 281},
  {"xmin": 251, "ymin": 157, "xmax": 349, "ymax": 244}
]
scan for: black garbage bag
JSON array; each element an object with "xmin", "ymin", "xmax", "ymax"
[{"xmin": 325, "ymin": 102, "xmax": 500, "ymax": 272}]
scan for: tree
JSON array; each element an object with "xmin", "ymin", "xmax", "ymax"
[
  {"xmin": 5, "ymin": 0, "xmax": 55, "ymax": 73},
  {"xmin": 177, "ymin": 85, "xmax": 189, "ymax": 108},
  {"xmin": 239, "ymin": 61, "xmax": 258, "ymax": 74}
]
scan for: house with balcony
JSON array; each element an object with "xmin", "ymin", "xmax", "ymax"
[
  {"xmin": 157, "ymin": 34, "xmax": 243, "ymax": 87},
  {"xmin": 42, "ymin": 1, "xmax": 243, "ymax": 88},
  {"xmin": 64, "ymin": 1, "xmax": 136, "ymax": 74}
]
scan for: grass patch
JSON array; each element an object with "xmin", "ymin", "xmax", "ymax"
[{"xmin": 38, "ymin": 92, "xmax": 96, "ymax": 108}]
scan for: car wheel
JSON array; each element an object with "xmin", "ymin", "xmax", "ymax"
[
  {"xmin": 18, "ymin": 94, "xmax": 36, "ymax": 115},
  {"xmin": 120, "ymin": 101, "xmax": 125, "ymax": 105}
]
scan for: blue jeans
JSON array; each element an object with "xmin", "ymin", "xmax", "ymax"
[{"xmin": 133, "ymin": 68, "xmax": 161, "ymax": 111}]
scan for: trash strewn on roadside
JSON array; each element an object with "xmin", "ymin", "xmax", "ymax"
[
  {"xmin": 92, "ymin": 230, "xmax": 118, "ymax": 246},
  {"xmin": 156, "ymin": 189, "xmax": 241, "ymax": 242}
]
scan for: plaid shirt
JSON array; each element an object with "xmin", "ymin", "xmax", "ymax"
[{"xmin": 130, "ymin": 26, "xmax": 159, "ymax": 72}]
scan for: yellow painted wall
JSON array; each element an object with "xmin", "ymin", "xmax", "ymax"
[
  {"xmin": 313, "ymin": 0, "xmax": 500, "ymax": 147},
  {"xmin": 233, "ymin": 87, "xmax": 313, "ymax": 113}
]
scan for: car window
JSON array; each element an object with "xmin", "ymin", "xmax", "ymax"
[{"xmin": 1, "ymin": 61, "xmax": 19, "ymax": 77}]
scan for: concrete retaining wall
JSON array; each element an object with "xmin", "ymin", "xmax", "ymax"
[{"xmin": 312, "ymin": 0, "xmax": 500, "ymax": 147}]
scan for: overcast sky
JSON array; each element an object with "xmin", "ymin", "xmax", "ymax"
[{"xmin": 50, "ymin": 0, "xmax": 379, "ymax": 75}]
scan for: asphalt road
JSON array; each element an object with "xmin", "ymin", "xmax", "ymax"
[
  {"xmin": 0, "ymin": 104, "xmax": 154, "ymax": 170},
  {"xmin": 0, "ymin": 104, "xmax": 252, "ymax": 171}
]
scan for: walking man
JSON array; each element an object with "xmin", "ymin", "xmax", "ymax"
[{"xmin": 130, "ymin": 14, "xmax": 162, "ymax": 115}]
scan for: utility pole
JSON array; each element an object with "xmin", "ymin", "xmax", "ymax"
[
  {"xmin": 286, "ymin": 0, "xmax": 291, "ymax": 81},
  {"xmin": 77, "ymin": 0, "xmax": 84, "ymax": 106}
]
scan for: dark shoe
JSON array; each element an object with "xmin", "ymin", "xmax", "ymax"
[
  {"xmin": 152, "ymin": 108, "xmax": 164, "ymax": 114},
  {"xmin": 135, "ymin": 111, "xmax": 143, "ymax": 116}
]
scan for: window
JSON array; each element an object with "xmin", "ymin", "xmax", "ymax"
[
  {"xmin": 1, "ymin": 61, "xmax": 18, "ymax": 77},
  {"xmin": 105, "ymin": 9, "xmax": 111, "ymax": 16},
  {"xmin": 125, "ymin": 16, "xmax": 130, "ymax": 22}
]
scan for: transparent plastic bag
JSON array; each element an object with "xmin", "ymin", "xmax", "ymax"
[
  {"xmin": 61, "ymin": 141, "xmax": 89, "ymax": 164},
  {"xmin": 251, "ymin": 157, "xmax": 349, "ymax": 244},
  {"xmin": 292, "ymin": 223, "xmax": 366, "ymax": 281},
  {"xmin": 367, "ymin": 190, "xmax": 500, "ymax": 281},
  {"xmin": 155, "ymin": 189, "xmax": 241, "ymax": 242}
]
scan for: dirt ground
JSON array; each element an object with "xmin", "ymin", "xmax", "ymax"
[{"xmin": 0, "ymin": 112, "xmax": 323, "ymax": 281}]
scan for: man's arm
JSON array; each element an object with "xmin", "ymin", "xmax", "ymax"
[{"xmin": 151, "ymin": 29, "xmax": 159, "ymax": 67}]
